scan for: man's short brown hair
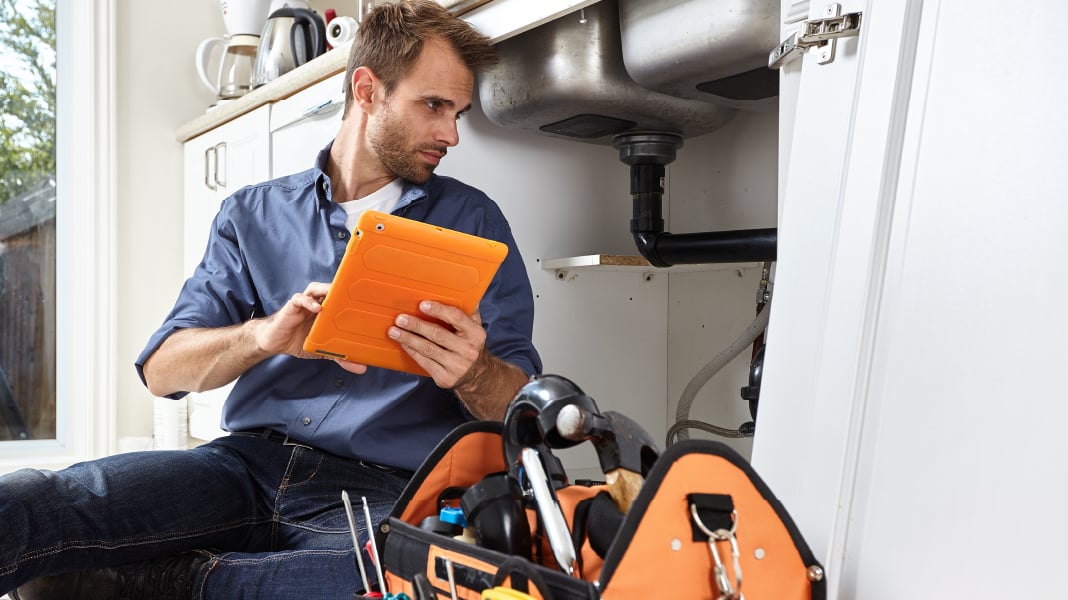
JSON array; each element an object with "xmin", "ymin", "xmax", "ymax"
[{"xmin": 343, "ymin": 0, "xmax": 498, "ymax": 112}]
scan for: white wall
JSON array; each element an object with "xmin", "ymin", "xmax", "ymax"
[
  {"xmin": 114, "ymin": 0, "xmax": 218, "ymax": 445},
  {"xmin": 666, "ymin": 109, "xmax": 778, "ymax": 459},
  {"xmin": 113, "ymin": 2, "xmax": 779, "ymax": 468}
]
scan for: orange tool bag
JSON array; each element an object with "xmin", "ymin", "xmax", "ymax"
[{"xmin": 374, "ymin": 420, "xmax": 825, "ymax": 599}]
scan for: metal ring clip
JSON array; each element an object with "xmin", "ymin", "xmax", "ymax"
[{"xmin": 690, "ymin": 503, "xmax": 744, "ymax": 600}]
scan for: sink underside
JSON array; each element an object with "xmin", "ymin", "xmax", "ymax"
[{"xmin": 479, "ymin": 0, "xmax": 779, "ymax": 145}]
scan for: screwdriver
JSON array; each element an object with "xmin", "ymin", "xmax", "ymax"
[
  {"xmin": 444, "ymin": 557, "xmax": 458, "ymax": 600},
  {"xmin": 341, "ymin": 490, "xmax": 372, "ymax": 595},
  {"xmin": 362, "ymin": 495, "xmax": 404, "ymax": 599}
]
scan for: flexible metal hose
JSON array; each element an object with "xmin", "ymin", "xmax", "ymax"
[{"xmin": 672, "ymin": 297, "xmax": 771, "ymax": 444}]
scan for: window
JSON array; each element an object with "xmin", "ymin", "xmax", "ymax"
[
  {"xmin": 0, "ymin": 0, "xmax": 57, "ymax": 443},
  {"xmin": 0, "ymin": 0, "xmax": 114, "ymax": 469}
]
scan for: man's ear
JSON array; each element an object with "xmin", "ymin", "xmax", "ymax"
[{"xmin": 352, "ymin": 66, "xmax": 377, "ymax": 111}]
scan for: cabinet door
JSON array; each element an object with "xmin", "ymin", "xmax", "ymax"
[
  {"xmin": 180, "ymin": 104, "xmax": 271, "ymax": 443},
  {"xmin": 270, "ymin": 73, "xmax": 346, "ymax": 178},
  {"xmin": 182, "ymin": 105, "xmax": 271, "ymax": 275},
  {"xmin": 756, "ymin": 0, "xmax": 1068, "ymax": 594}
]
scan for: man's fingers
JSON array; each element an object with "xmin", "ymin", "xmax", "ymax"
[
  {"xmin": 257, "ymin": 284, "xmax": 333, "ymax": 356},
  {"xmin": 388, "ymin": 301, "xmax": 487, "ymax": 389},
  {"xmin": 334, "ymin": 359, "xmax": 368, "ymax": 375},
  {"xmin": 397, "ymin": 341, "xmax": 462, "ymax": 388},
  {"xmin": 283, "ymin": 280, "xmax": 334, "ymax": 318},
  {"xmin": 389, "ymin": 314, "xmax": 479, "ymax": 362},
  {"xmin": 303, "ymin": 281, "xmax": 331, "ymax": 301},
  {"xmin": 417, "ymin": 300, "xmax": 475, "ymax": 330},
  {"xmin": 287, "ymin": 292, "xmax": 322, "ymax": 314}
]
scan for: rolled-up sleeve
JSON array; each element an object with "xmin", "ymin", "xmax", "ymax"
[{"xmin": 134, "ymin": 198, "xmax": 259, "ymax": 394}]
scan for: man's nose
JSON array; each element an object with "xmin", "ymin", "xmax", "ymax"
[{"xmin": 436, "ymin": 117, "xmax": 460, "ymax": 147}]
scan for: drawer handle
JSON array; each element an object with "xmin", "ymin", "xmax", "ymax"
[
  {"xmin": 274, "ymin": 96, "xmax": 346, "ymax": 132},
  {"xmin": 203, "ymin": 145, "xmax": 216, "ymax": 191},
  {"xmin": 213, "ymin": 142, "xmax": 227, "ymax": 189},
  {"xmin": 302, "ymin": 97, "xmax": 344, "ymax": 118}
]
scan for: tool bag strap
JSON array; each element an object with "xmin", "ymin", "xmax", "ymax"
[
  {"xmin": 490, "ymin": 556, "xmax": 557, "ymax": 600},
  {"xmin": 570, "ymin": 491, "xmax": 625, "ymax": 565},
  {"xmin": 688, "ymin": 492, "xmax": 736, "ymax": 540}
]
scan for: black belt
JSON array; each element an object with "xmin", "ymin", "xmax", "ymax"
[
  {"xmin": 231, "ymin": 428, "xmax": 412, "ymax": 476},
  {"xmin": 232, "ymin": 427, "xmax": 312, "ymax": 448}
]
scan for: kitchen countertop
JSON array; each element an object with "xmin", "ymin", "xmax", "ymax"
[
  {"xmin": 175, "ymin": 41, "xmax": 351, "ymax": 143},
  {"xmin": 173, "ymin": 0, "xmax": 486, "ymax": 143}
]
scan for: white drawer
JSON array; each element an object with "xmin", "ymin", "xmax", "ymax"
[{"xmin": 270, "ymin": 72, "xmax": 347, "ymax": 178}]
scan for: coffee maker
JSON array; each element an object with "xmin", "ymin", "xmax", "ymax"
[{"xmin": 195, "ymin": 0, "xmax": 272, "ymax": 104}]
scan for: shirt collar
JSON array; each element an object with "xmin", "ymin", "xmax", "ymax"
[{"xmin": 396, "ymin": 179, "xmax": 429, "ymax": 211}]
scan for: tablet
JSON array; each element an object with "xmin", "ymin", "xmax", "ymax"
[{"xmin": 303, "ymin": 210, "xmax": 509, "ymax": 375}]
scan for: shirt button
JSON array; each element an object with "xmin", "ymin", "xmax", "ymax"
[
  {"xmin": 302, "ymin": 417, "xmax": 311, "ymax": 426},
  {"xmin": 337, "ymin": 231, "xmax": 347, "ymax": 240},
  {"xmin": 334, "ymin": 378, "xmax": 344, "ymax": 387}
]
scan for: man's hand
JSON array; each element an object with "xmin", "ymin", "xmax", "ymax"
[
  {"xmin": 256, "ymin": 281, "xmax": 368, "ymax": 374},
  {"xmin": 252, "ymin": 282, "xmax": 327, "ymax": 356},
  {"xmin": 388, "ymin": 301, "xmax": 528, "ymax": 419},
  {"xmin": 143, "ymin": 282, "xmax": 369, "ymax": 397},
  {"xmin": 388, "ymin": 301, "xmax": 484, "ymax": 388}
]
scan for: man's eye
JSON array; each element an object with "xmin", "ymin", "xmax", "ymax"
[{"xmin": 426, "ymin": 100, "xmax": 441, "ymax": 111}]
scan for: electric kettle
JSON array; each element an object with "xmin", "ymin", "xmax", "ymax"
[{"xmin": 252, "ymin": 6, "xmax": 327, "ymax": 87}]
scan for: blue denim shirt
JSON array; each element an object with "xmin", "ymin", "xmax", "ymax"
[{"xmin": 136, "ymin": 144, "xmax": 541, "ymax": 471}]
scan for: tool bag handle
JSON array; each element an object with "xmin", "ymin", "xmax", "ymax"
[{"xmin": 490, "ymin": 556, "xmax": 558, "ymax": 600}]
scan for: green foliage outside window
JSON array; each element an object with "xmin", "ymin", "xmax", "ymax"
[{"xmin": 0, "ymin": 0, "xmax": 56, "ymax": 205}]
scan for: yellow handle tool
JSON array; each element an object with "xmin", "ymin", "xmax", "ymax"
[{"xmin": 481, "ymin": 587, "xmax": 537, "ymax": 600}]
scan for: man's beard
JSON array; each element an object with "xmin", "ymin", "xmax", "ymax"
[{"xmin": 369, "ymin": 101, "xmax": 445, "ymax": 184}]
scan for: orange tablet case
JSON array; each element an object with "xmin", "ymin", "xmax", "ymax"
[{"xmin": 303, "ymin": 210, "xmax": 508, "ymax": 375}]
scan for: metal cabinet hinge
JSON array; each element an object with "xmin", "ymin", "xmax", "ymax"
[{"xmin": 769, "ymin": 3, "xmax": 863, "ymax": 69}]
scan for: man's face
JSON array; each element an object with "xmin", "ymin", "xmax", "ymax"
[{"xmin": 368, "ymin": 38, "xmax": 475, "ymax": 183}]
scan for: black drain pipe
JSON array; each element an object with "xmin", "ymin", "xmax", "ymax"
[{"xmin": 614, "ymin": 132, "xmax": 777, "ymax": 267}]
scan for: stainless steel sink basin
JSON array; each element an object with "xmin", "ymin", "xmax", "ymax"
[
  {"xmin": 619, "ymin": 0, "xmax": 780, "ymax": 108},
  {"xmin": 478, "ymin": 0, "xmax": 738, "ymax": 145}
]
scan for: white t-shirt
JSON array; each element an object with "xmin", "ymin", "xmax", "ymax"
[{"xmin": 339, "ymin": 178, "xmax": 404, "ymax": 233}]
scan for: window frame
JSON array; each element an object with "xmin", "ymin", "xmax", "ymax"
[{"xmin": 0, "ymin": 0, "xmax": 116, "ymax": 469}]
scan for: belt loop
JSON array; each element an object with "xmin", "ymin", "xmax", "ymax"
[{"xmin": 260, "ymin": 429, "xmax": 272, "ymax": 441}]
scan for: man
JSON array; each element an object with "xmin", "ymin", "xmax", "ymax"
[{"xmin": 1, "ymin": 1, "xmax": 540, "ymax": 598}]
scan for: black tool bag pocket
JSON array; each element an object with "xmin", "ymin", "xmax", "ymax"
[{"xmin": 382, "ymin": 516, "xmax": 598, "ymax": 600}]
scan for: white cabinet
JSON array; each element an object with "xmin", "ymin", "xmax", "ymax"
[
  {"xmin": 179, "ymin": 104, "xmax": 271, "ymax": 442},
  {"xmin": 752, "ymin": 2, "xmax": 1068, "ymax": 596},
  {"xmin": 270, "ymin": 73, "xmax": 346, "ymax": 178},
  {"xmin": 182, "ymin": 105, "xmax": 271, "ymax": 275},
  {"xmin": 176, "ymin": 77, "xmax": 343, "ymax": 443}
]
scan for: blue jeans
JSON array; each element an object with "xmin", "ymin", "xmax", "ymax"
[{"xmin": 0, "ymin": 431, "xmax": 412, "ymax": 599}]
